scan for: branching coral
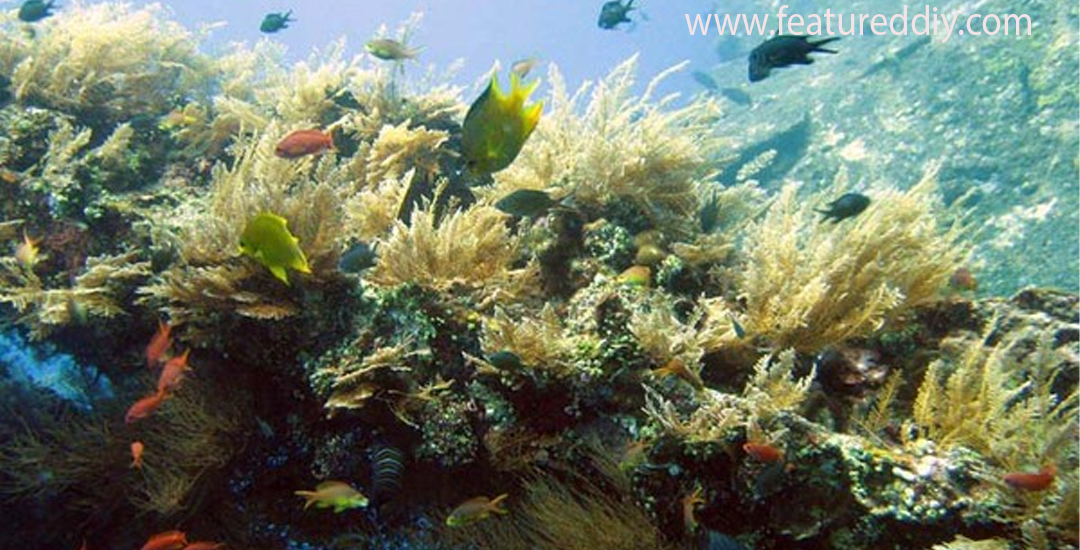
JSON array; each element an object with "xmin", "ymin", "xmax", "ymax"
[
  {"xmin": 0, "ymin": 251, "xmax": 150, "ymax": 339},
  {"xmin": 447, "ymin": 474, "xmax": 679, "ymax": 550},
  {"xmin": 480, "ymin": 304, "xmax": 582, "ymax": 376},
  {"xmin": 912, "ymin": 325, "xmax": 1078, "ymax": 473},
  {"xmin": 643, "ymin": 350, "xmax": 814, "ymax": 443},
  {"xmin": 740, "ymin": 164, "xmax": 969, "ymax": 352},
  {"xmin": 0, "ymin": 2, "xmax": 212, "ymax": 122},
  {"xmin": 369, "ymin": 203, "xmax": 519, "ymax": 291},
  {"xmin": 488, "ymin": 56, "xmax": 723, "ymax": 238}
]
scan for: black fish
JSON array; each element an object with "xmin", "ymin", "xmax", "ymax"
[
  {"xmin": 817, "ymin": 192, "xmax": 870, "ymax": 222},
  {"xmin": 487, "ymin": 350, "xmax": 524, "ymax": 370},
  {"xmin": 598, "ymin": 0, "xmax": 634, "ymax": 30},
  {"xmin": 495, "ymin": 189, "xmax": 558, "ymax": 218},
  {"xmin": 18, "ymin": 0, "xmax": 55, "ymax": 22},
  {"xmin": 0, "ymin": 74, "xmax": 11, "ymax": 105},
  {"xmin": 718, "ymin": 87, "xmax": 752, "ymax": 107},
  {"xmin": 260, "ymin": 11, "xmax": 293, "ymax": 33},
  {"xmin": 748, "ymin": 35, "xmax": 839, "ymax": 82},
  {"xmin": 338, "ymin": 241, "xmax": 377, "ymax": 273}
]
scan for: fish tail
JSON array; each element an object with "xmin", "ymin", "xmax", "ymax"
[
  {"xmin": 811, "ymin": 37, "xmax": 841, "ymax": 52},
  {"xmin": 489, "ymin": 493, "xmax": 510, "ymax": 514}
]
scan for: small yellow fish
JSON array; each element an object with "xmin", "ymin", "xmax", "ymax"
[
  {"xmin": 238, "ymin": 212, "xmax": 311, "ymax": 285},
  {"xmin": 461, "ymin": 72, "xmax": 543, "ymax": 174},
  {"xmin": 445, "ymin": 493, "xmax": 509, "ymax": 527},
  {"xmin": 365, "ymin": 38, "xmax": 421, "ymax": 61},
  {"xmin": 14, "ymin": 230, "xmax": 40, "ymax": 269},
  {"xmin": 294, "ymin": 481, "xmax": 369, "ymax": 513}
]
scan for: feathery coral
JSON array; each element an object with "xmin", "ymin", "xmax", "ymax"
[{"xmin": 740, "ymin": 164, "xmax": 969, "ymax": 352}]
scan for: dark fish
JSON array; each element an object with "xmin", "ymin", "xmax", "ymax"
[
  {"xmin": 718, "ymin": 87, "xmax": 752, "ymax": 107},
  {"xmin": 18, "ymin": 0, "xmax": 55, "ymax": 22},
  {"xmin": 259, "ymin": 11, "xmax": 293, "ymax": 33},
  {"xmin": 816, "ymin": 192, "xmax": 870, "ymax": 222},
  {"xmin": 0, "ymin": 73, "xmax": 11, "ymax": 105},
  {"xmin": 486, "ymin": 350, "xmax": 523, "ymax": 370},
  {"xmin": 698, "ymin": 191, "xmax": 720, "ymax": 233},
  {"xmin": 369, "ymin": 442, "xmax": 404, "ymax": 503},
  {"xmin": 338, "ymin": 241, "xmax": 377, "ymax": 273},
  {"xmin": 495, "ymin": 189, "xmax": 557, "ymax": 218},
  {"xmin": 749, "ymin": 35, "xmax": 839, "ymax": 82},
  {"xmin": 598, "ymin": 0, "xmax": 635, "ymax": 30},
  {"xmin": 691, "ymin": 70, "xmax": 718, "ymax": 91}
]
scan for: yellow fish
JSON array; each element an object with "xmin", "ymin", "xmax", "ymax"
[
  {"xmin": 294, "ymin": 481, "xmax": 369, "ymax": 513},
  {"xmin": 239, "ymin": 212, "xmax": 311, "ymax": 285},
  {"xmin": 445, "ymin": 493, "xmax": 509, "ymax": 527},
  {"xmin": 461, "ymin": 72, "xmax": 543, "ymax": 174}
]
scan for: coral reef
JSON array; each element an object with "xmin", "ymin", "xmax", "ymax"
[{"xmin": 0, "ymin": 2, "xmax": 1073, "ymax": 550}]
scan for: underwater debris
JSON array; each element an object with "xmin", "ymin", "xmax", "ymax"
[{"xmin": 748, "ymin": 35, "xmax": 839, "ymax": 82}]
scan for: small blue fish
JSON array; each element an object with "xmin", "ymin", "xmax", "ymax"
[
  {"xmin": 18, "ymin": 0, "xmax": 55, "ymax": 22},
  {"xmin": 260, "ymin": 11, "xmax": 293, "ymax": 33},
  {"xmin": 598, "ymin": 0, "xmax": 635, "ymax": 30}
]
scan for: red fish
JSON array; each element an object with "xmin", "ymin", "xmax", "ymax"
[
  {"xmin": 275, "ymin": 129, "xmax": 334, "ymax": 159},
  {"xmin": 131, "ymin": 441, "xmax": 145, "ymax": 469},
  {"xmin": 146, "ymin": 319, "xmax": 172, "ymax": 369},
  {"xmin": 140, "ymin": 530, "xmax": 187, "ymax": 550},
  {"xmin": 125, "ymin": 390, "xmax": 168, "ymax": 425},
  {"xmin": 1003, "ymin": 464, "xmax": 1056, "ymax": 491},
  {"xmin": 182, "ymin": 543, "xmax": 225, "ymax": 550},
  {"xmin": 156, "ymin": 349, "xmax": 192, "ymax": 394},
  {"xmin": 743, "ymin": 442, "xmax": 784, "ymax": 463}
]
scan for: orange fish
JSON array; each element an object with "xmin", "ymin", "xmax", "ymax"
[
  {"xmin": 1003, "ymin": 464, "xmax": 1057, "ymax": 491},
  {"xmin": 130, "ymin": 441, "xmax": 145, "ymax": 469},
  {"xmin": 275, "ymin": 129, "xmax": 334, "ymax": 159},
  {"xmin": 743, "ymin": 442, "xmax": 784, "ymax": 463},
  {"xmin": 77, "ymin": 538, "xmax": 88, "ymax": 550},
  {"xmin": 652, "ymin": 358, "xmax": 705, "ymax": 391},
  {"xmin": 182, "ymin": 542, "xmax": 225, "ymax": 550},
  {"xmin": 125, "ymin": 390, "xmax": 168, "ymax": 425},
  {"xmin": 682, "ymin": 486, "xmax": 705, "ymax": 533},
  {"xmin": 146, "ymin": 319, "xmax": 172, "ymax": 369},
  {"xmin": 139, "ymin": 530, "xmax": 187, "ymax": 550},
  {"xmin": 156, "ymin": 349, "xmax": 191, "ymax": 394}
]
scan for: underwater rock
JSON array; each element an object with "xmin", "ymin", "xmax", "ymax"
[{"xmin": 0, "ymin": 330, "xmax": 113, "ymax": 410}]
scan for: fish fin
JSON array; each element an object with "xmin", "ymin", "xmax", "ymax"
[{"xmin": 269, "ymin": 264, "xmax": 290, "ymax": 285}]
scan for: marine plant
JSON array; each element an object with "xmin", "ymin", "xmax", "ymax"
[
  {"xmin": 489, "ymin": 56, "xmax": 723, "ymax": 238},
  {"xmin": 911, "ymin": 324, "xmax": 1078, "ymax": 476},
  {"xmin": 0, "ymin": 251, "xmax": 151, "ymax": 339},
  {"xmin": 740, "ymin": 164, "xmax": 969, "ymax": 352},
  {"xmin": 0, "ymin": 3, "xmax": 213, "ymax": 124},
  {"xmin": 369, "ymin": 203, "xmax": 520, "ymax": 292}
]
